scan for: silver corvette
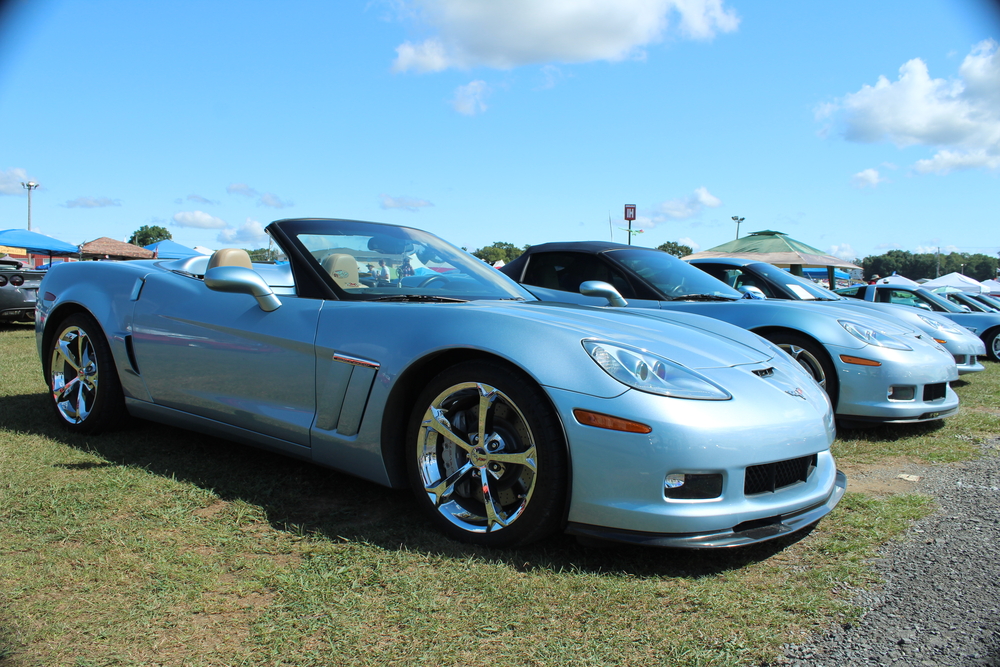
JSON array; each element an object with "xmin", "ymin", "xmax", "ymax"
[{"xmin": 36, "ymin": 218, "xmax": 844, "ymax": 549}]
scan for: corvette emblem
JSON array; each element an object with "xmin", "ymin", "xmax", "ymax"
[{"xmin": 785, "ymin": 387, "xmax": 807, "ymax": 399}]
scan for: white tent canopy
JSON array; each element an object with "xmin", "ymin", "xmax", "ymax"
[
  {"xmin": 922, "ymin": 272, "xmax": 987, "ymax": 293},
  {"xmin": 980, "ymin": 279, "xmax": 1000, "ymax": 295}
]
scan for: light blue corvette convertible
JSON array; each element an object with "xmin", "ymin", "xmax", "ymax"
[
  {"xmin": 500, "ymin": 242, "xmax": 961, "ymax": 427},
  {"xmin": 36, "ymin": 218, "xmax": 843, "ymax": 549}
]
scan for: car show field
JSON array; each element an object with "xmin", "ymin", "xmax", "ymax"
[{"xmin": 2, "ymin": 318, "xmax": 998, "ymax": 666}]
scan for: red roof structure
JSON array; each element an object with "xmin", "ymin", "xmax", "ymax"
[{"xmin": 79, "ymin": 237, "xmax": 154, "ymax": 260}]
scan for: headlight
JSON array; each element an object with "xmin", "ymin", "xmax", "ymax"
[
  {"xmin": 583, "ymin": 340, "xmax": 731, "ymax": 400},
  {"xmin": 839, "ymin": 320, "xmax": 912, "ymax": 350},
  {"xmin": 917, "ymin": 315, "xmax": 965, "ymax": 335}
]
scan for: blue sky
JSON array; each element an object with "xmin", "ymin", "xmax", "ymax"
[{"xmin": 1, "ymin": 0, "xmax": 998, "ymax": 261}]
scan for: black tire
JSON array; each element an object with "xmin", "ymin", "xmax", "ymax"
[
  {"xmin": 45, "ymin": 312, "xmax": 126, "ymax": 434},
  {"xmin": 983, "ymin": 327, "xmax": 1000, "ymax": 362},
  {"xmin": 406, "ymin": 360, "xmax": 567, "ymax": 548},
  {"xmin": 766, "ymin": 332, "xmax": 840, "ymax": 411}
]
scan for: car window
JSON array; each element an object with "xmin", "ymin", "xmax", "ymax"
[
  {"xmin": 606, "ymin": 249, "xmax": 741, "ymax": 300},
  {"xmin": 836, "ymin": 286, "xmax": 862, "ymax": 298},
  {"xmin": 522, "ymin": 252, "xmax": 638, "ymax": 298},
  {"xmin": 879, "ymin": 288, "xmax": 936, "ymax": 311}
]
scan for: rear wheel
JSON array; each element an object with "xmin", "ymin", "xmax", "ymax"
[
  {"xmin": 406, "ymin": 360, "xmax": 567, "ymax": 548},
  {"xmin": 46, "ymin": 313, "xmax": 125, "ymax": 434},
  {"xmin": 766, "ymin": 332, "xmax": 839, "ymax": 410}
]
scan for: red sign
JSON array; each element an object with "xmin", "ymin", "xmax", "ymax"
[{"xmin": 624, "ymin": 205, "xmax": 636, "ymax": 221}]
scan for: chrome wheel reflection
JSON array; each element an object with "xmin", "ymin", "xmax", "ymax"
[
  {"xmin": 991, "ymin": 333, "xmax": 1000, "ymax": 361},
  {"xmin": 50, "ymin": 326, "xmax": 100, "ymax": 424},
  {"xmin": 415, "ymin": 381, "xmax": 537, "ymax": 534},
  {"xmin": 779, "ymin": 343, "xmax": 827, "ymax": 391}
]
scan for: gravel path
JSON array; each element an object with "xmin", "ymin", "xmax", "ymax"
[{"xmin": 780, "ymin": 439, "xmax": 1000, "ymax": 666}]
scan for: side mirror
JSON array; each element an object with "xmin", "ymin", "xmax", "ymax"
[
  {"xmin": 204, "ymin": 266, "xmax": 282, "ymax": 312},
  {"xmin": 738, "ymin": 285, "xmax": 767, "ymax": 299},
  {"xmin": 580, "ymin": 280, "xmax": 628, "ymax": 307}
]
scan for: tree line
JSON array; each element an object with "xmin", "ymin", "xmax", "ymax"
[{"xmin": 860, "ymin": 250, "xmax": 999, "ymax": 282}]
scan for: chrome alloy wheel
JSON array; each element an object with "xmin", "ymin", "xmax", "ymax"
[
  {"xmin": 415, "ymin": 381, "xmax": 538, "ymax": 534},
  {"xmin": 778, "ymin": 343, "xmax": 828, "ymax": 391},
  {"xmin": 50, "ymin": 325, "xmax": 101, "ymax": 424}
]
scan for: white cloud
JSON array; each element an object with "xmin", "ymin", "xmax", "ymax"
[
  {"xmin": 0, "ymin": 167, "xmax": 31, "ymax": 195},
  {"xmin": 818, "ymin": 39, "xmax": 1000, "ymax": 174},
  {"xmin": 227, "ymin": 183, "xmax": 258, "ymax": 197},
  {"xmin": 380, "ymin": 194, "xmax": 434, "ymax": 211},
  {"xmin": 173, "ymin": 210, "xmax": 228, "ymax": 229},
  {"xmin": 258, "ymin": 192, "xmax": 293, "ymax": 209},
  {"xmin": 391, "ymin": 0, "xmax": 740, "ymax": 73},
  {"xmin": 654, "ymin": 186, "xmax": 722, "ymax": 220},
  {"xmin": 217, "ymin": 219, "xmax": 269, "ymax": 247},
  {"xmin": 851, "ymin": 168, "xmax": 884, "ymax": 188},
  {"xmin": 828, "ymin": 244, "xmax": 857, "ymax": 262},
  {"xmin": 181, "ymin": 194, "xmax": 218, "ymax": 205},
  {"xmin": 914, "ymin": 244, "xmax": 959, "ymax": 254},
  {"xmin": 451, "ymin": 80, "xmax": 490, "ymax": 115},
  {"xmin": 63, "ymin": 196, "xmax": 121, "ymax": 208},
  {"xmin": 678, "ymin": 236, "xmax": 700, "ymax": 252}
]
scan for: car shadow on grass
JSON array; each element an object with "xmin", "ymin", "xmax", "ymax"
[{"xmin": 2, "ymin": 390, "xmax": 819, "ymax": 578}]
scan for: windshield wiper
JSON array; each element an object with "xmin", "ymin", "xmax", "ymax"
[
  {"xmin": 667, "ymin": 293, "xmax": 739, "ymax": 302},
  {"xmin": 368, "ymin": 294, "xmax": 468, "ymax": 303}
]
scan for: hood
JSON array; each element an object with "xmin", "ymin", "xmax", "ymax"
[{"xmin": 485, "ymin": 300, "xmax": 776, "ymax": 370}]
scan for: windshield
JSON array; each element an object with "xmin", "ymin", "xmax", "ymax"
[
  {"xmin": 749, "ymin": 262, "xmax": 842, "ymax": 300},
  {"xmin": 607, "ymin": 248, "xmax": 741, "ymax": 300},
  {"xmin": 912, "ymin": 287, "xmax": 967, "ymax": 313},
  {"xmin": 283, "ymin": 219, "xmax": 530, "ymax": 302}
]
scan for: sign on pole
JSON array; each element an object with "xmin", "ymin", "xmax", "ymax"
[{"xmin": 624, "ymin": 205, "xmax": 636, "ymax": 221}]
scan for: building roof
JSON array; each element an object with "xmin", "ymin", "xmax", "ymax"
[
  {"xmin": 79, "ymin": 237, "xmax": 154, "ymax": 260},
  {"xmin": 683, "ymin": 230, "xmax": 861, "ymax": 270}
]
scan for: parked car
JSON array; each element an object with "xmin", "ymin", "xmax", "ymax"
[
  {"xmin": 835, "ymin": 279, "xmax": 1000, "ymax": 361},
  {"xmin": 686, "ymin": 257, "xmax": 985, "ymax": 375},
  {"xmin": 0, "ymin": 258, "xmax": 43, "ymax": 323},
  {"xmin": 35, "ymin": 218, "xmax": 844, "ymax": 549},
  {"xmin": 499, "ymin": 242, "xmax": 960, "ymax": 427},
  {"xmin": 931, "ymin": 288, "xmax": 1000, "ymax": 313}
]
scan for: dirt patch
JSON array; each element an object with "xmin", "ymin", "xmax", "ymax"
[{"xmin": 838, "ymin": 458, "xmax": 946, "ymax": 496}]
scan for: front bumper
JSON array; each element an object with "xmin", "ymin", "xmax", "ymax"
[{"xmin": 568, "ymin": 470, "xmax": 847, "ymax": 548}]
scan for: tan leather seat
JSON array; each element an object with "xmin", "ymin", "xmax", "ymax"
[
  {"xmin": 207, "ymin": 248, "xmax": 253, "ymax": 270},
  {"xmin": 322, "ymin": 253, "xmax": 367, "ymax": 289}
]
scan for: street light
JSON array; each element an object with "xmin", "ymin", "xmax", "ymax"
[
  {"xmin": 732, "ymin": 216, "xmax": 744, "ymax": 240},
  {"xmin": 21, "ymin": 181, "xmax": 39, "ymax": 231}
]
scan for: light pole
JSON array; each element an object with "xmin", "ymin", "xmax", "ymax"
[
  {"xmin": 21, "ymin": 181, "xmax": 39, "ymax": 231},
  {"xmin": 732, "ymin": 216, "xmax": 744, "ymax": 240}
]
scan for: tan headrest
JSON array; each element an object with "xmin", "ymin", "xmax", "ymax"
[
  {"xmin": 207, "ymin": 248, "xmax": 253, "ymax": 270},
  {"xmin": 321, "ymin": 253, "xmax": 367, "ymax": 289}
]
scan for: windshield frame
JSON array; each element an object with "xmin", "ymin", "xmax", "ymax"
[{"xmin": 267, "ymin": 218, "xmax": 534, "ymax": 302}]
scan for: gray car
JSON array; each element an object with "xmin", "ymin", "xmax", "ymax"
[
  {"xmin": 500, "ymin": 242, "xmax": 961, "ymax": 427},
  {"xmin": 835, "ymin": 279, "xmax": 1000, "ymax": 361},
  {"xmin": 0, "ymin": 258, "xmax": 42, "ymax": 323},
  {"xmin": 34, "ymin": 218, "xmax": 844, "ymax": 549},
  {"xmin": 687, "ymin": 257, "xmax": 985, "ymax": 375}
]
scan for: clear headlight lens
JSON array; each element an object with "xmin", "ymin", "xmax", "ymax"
[
  {"xmin": 839, "ymin": 320, "xmax": 912, "ymax": 350},
  {"xmin": 583, "ymin": 340, "xmax": 731, "ymax": 400},
  {"xmin": 917, "ymin": 314, "xmax": 965, "ymax": 335}
]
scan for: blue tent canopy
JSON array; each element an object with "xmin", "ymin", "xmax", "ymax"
[
  {"xmin": 145, "ymin": 239, "xmax": 201, "ymax": 258},
  {"xmin": 787, "ymin": 266, "xmax": 851, "ymax": 281},
  {"xmin": 0, "ymin": 228, "xmax": 79, "ymax": 255}
]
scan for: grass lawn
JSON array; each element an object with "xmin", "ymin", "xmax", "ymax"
[{"xmin": 1, "ymin": 322, "xmax": 997, "ymax": 666}]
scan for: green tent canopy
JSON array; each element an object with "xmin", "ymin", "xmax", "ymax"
[{"xmin": 683, "ymin": 230, "xmax": 860, "ymax": 279}]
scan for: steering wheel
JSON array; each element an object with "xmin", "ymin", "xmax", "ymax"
[{"xmin": 418, "ymin": 274, "xmax": 449, "ymax": 288}]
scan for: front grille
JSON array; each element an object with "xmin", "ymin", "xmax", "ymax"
[
  {"xmin": 954, "ymin": 355, "xmax": 966, "ymax": 365},
  {"xmin": 745, "ymin": 454, "xmax": 816, "ymax": 495},
  {"xmin": 923, "ymin": 383, "xmax": 946, "ymax": 401}
]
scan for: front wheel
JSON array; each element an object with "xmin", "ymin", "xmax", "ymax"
[
  {"xmin": 983, "ymin": 327, "xmax": 1000, "ymax": 362},
  {"xmin": 766, "ymin": 332, "xmax": 839, "ymax": 411},
  {"xmin": 406, "ymin": 360, "xmax": 567, "ymax": 548},
  {"xmin": 46, "ymin": 312, "xmax": 126, "ymax": 434}
]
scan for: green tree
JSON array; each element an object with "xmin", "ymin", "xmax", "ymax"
[
  {"xmin": 128, "ymin": 225, "xmax": 171, "ymax": 247},
  {"xmin": 472, "ymin": 241, "xmax": 528, "ymax": 264},
  {"xmin": 656, "ymin": 241, "xmax": 693, "ymax": 258}
]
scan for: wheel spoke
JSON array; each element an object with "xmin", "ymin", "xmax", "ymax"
[
  {"xmin": 56, "ymin": 338, "xmax": 82, "ymax": 373},
  {"xmin": 425, "ymin": 406, "xmax": 474, "ymax": 454},
  {"xmin": 485, "ymin": 446, "xmax": 537, "ymax": 472},
  {"xmin": 425, "ymin": 461, "xmax": 475, "ymax": 506},
  {"xmin": 479, "ymin": 467, "xmax": 509, "ymax": 532},
  {"xmin": 476, "ymin": 383, "xmax": 498, "ymax": 447},
  {"xmin": 53, "ymin": 377, "xmax": 80, "ymax": 402}
]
